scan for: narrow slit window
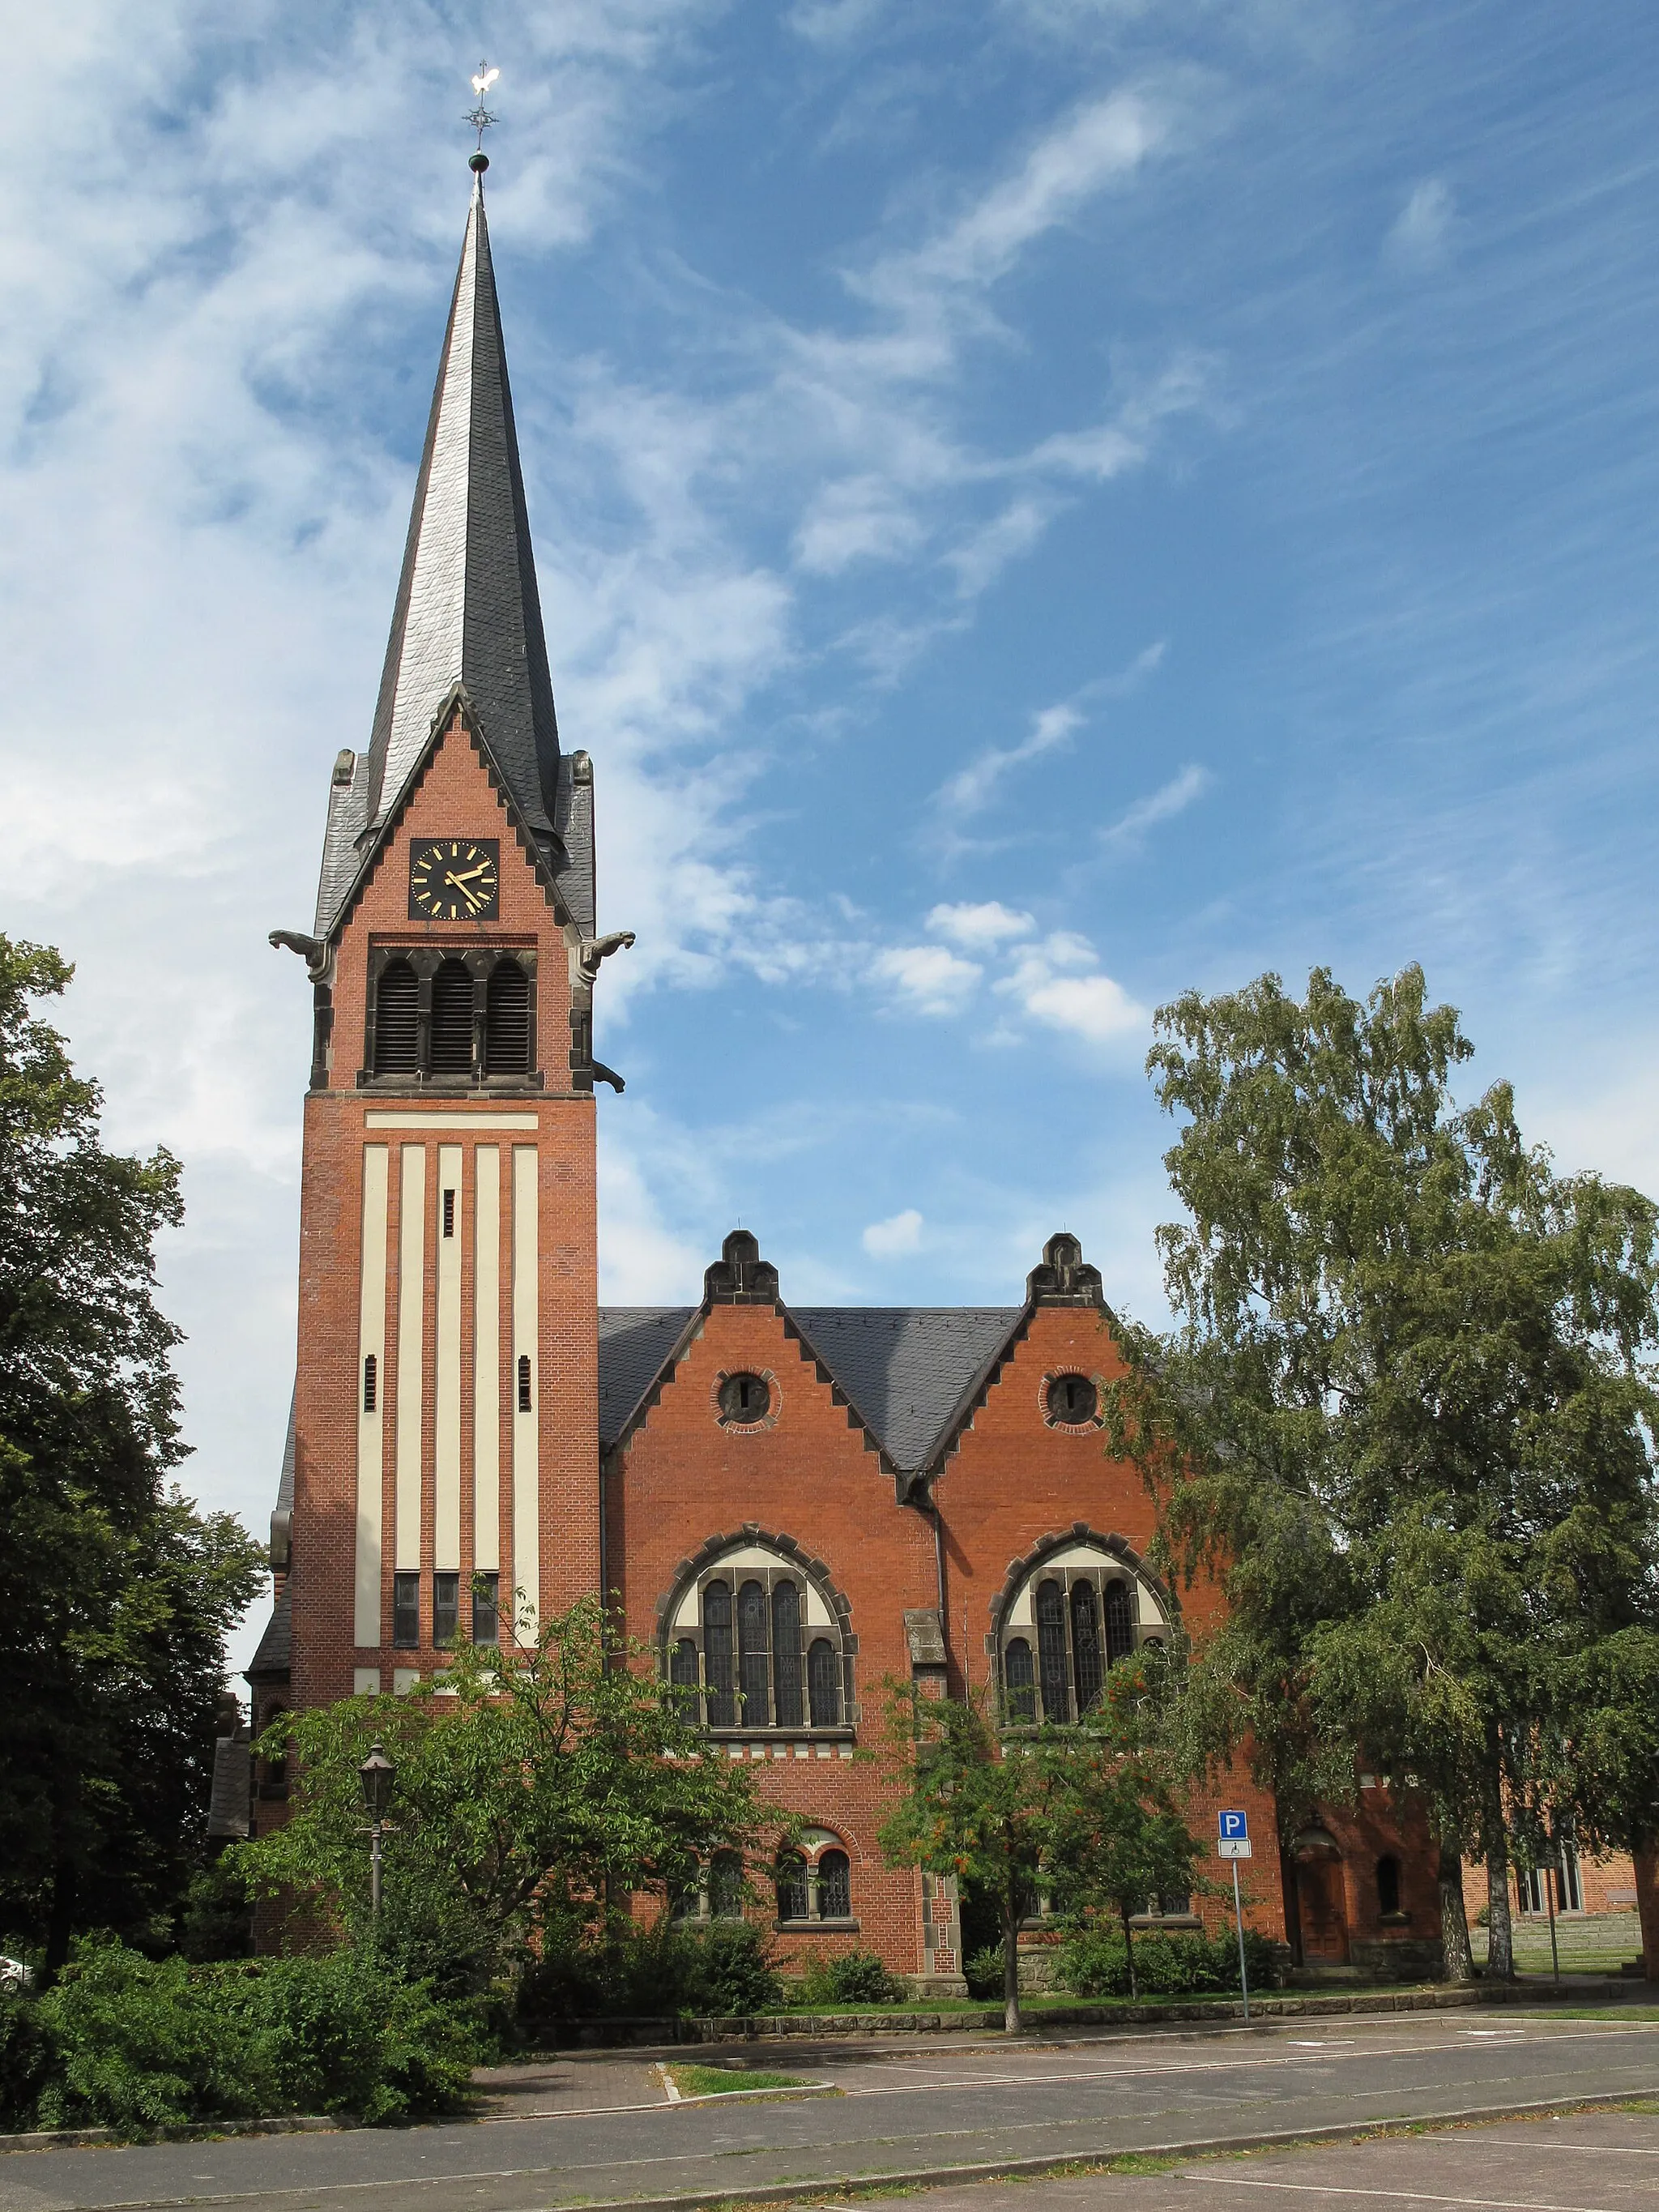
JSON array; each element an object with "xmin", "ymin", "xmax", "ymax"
[
  {"xmin": 808, "ymin": 1636, "xmax": 840, "ymax": 1727},
  {"xmin": 737, "ymin": 1578, "xmax": 770, "ymax": 1727},
  {"xmin": 771, "ymin": 1581, "xmax": 803, "ymax": 1729},
  {"xmin": 432, "ymin": 1572, "xmax": 459, "ymax": 1648},
  {"xmin": 817, "ymin": 1849, "xmax": 851, "ymax": 1919},
  {"xmin": 1004, "ymin": 1636, "xmax": 1035, "ymax": 1725},
  {"xmin": 362, "ymin": 1352, "xmax": 377, "ymax": 1413},
  {"xmin": 1035, "ymin": 1578, "xmax": 1069, "ymax": 1723},
  {"xmin": 704, "ymin": 1581, "xmax": 736, "ymax": 1727},
  {"xmin": 517, "ymin": 1354, "xmax": 531, "ymax": 1413},
  {"xmin": 471, "ymin": 1570, "xmax": 500, "ymax": 1646},
  {"xmin": 392, "ymin": 1571, "xmax": 420, "ymax": 1648},
  {"xmin": 1104, "ymin": 1578, "xmax": 1135, "ymax": 1664},
  {"xmin": 442, "ymin": 1188, "xmax": 455, "ymax": 1238}
]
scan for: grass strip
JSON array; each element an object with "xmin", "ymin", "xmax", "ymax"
[{"xmin": 667, "ymin": 2064, "xmax": 817, "ymax": 2099}]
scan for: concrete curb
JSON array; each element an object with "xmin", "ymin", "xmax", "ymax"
[
  {"xmin": 480, "ymin": 2086, "xmax": 1659, "ymax": 2212},
  {"xmin": 0, "ymin": 2115, "xmax": 344, "ymax": 2154}
]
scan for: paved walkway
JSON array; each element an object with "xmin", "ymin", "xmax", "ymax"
[{"xmin": 0, "ymin": 2014, "xmax": 1654, "ymax": 2212}]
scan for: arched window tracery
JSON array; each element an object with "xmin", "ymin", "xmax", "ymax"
[
  {"xmin": 662, "ymin": 1540, "xmax": 851, "ymax": 1735},
  {"xmin": 996, "ymin": 1542, "xmax": 1171, "ymax": 1727}
]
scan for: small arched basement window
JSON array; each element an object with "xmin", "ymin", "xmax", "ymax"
[
  {"xmin": 484, "ymin": 958, "xmax": 531, "ymax": 1074},
  {"xmin": 429, "ymin": 959, "xmax": 475, "ymax": 1075},
  {"xmin": 374, "ymin": 959, "xmax": 418, "ymax": 1074},
  {"xmin": 817, "ymin": 1849, "xmax": 851, "ymax": 1919}
]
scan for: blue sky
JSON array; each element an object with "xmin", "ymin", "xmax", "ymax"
[{"xmin": 4, "ymin": 2, "xmax": 1657, "ymax": 1665}]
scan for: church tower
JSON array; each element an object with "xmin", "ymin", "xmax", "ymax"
[{"xmin": 266, "ymin": 159, "xmax": 617, "ymax": 1723}]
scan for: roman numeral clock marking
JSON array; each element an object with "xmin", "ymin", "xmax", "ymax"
[{"xmin": 408, "ymin": 838, "xmax": 501, "ymax": 921}]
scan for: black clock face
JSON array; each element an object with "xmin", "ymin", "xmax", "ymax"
[{"xmin": 409, "ymin": 839, "xmax": 501, "ymax": 921}]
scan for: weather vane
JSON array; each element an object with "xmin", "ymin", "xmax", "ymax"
[{"xmin": 465, "ymin": 62, "xmax": 500, "ymax": 170}]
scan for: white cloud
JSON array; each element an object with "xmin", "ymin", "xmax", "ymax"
[
  {"xmin": 1101, "ymin": 762, "xmax": 1212, "ymax": 847},
  {"xmin": 927, "ymin": 901, "xmax": 1036, "ymax": 949},
  {"xmin": 936, "ymin": 644, "xmax": 1167, "ymax": 820},
  {"xmin": 871, "ymin": 943, "xmax": 983, "ymax": 1014},
  {"xmin": 862, "ymin": 1206, "xmax": 924, "ymax": 1257},
  {"xmin": 863, "ymin": 89, "xmax": 1171, "ymax": 305},
  {"xmin": 996, "ymin": 933, "xmax": 1148, "ymax": 1044},
  {"xmin": 1385, "ymin": 178, "xmax": 1456, "ymax": 273}
]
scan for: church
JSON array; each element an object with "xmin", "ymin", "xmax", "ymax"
[{"xmin": 246, "ymin": 158, "xmax": 1438, "ymax": 1989}]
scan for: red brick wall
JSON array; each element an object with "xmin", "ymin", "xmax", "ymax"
[
  {"xmin": 288, "ymin": 711, "xmax": 598, "ymax": 1726},
  {"xmin": 608, "ymin": 1302, "xmax": 939, "ymax": 1973}
]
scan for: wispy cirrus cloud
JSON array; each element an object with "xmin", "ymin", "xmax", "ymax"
[
  {"xmin": 1100, "ymin": 761, "xmax": 1212, "ymax": 848},
  {"xmin": 935, "ymin": 643, "xmax": 1167, "ymax": 822}
]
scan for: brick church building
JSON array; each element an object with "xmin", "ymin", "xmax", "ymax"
[{"xmin": 247, "ymin": 160, "xmax": 1439, "ymax": 1988}]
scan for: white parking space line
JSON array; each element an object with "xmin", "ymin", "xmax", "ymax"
[{"xmin": 1195, "ymin": 2182, "xmax": 1623, "ymax": 2211}]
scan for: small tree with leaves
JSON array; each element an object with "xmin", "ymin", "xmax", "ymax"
[{"xmin": 239, "ymin": 1594, "xmax": 772, "ymax": 1995}]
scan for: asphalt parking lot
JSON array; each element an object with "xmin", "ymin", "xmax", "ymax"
[{"xmin": 0, "ymin": 2013, "xmax": 1655, "ymax": 2212}]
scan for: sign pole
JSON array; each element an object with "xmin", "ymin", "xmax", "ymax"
[{"xmin": 1231, "ymin": 1857, "xmax": 1250, "ymax": 2021}]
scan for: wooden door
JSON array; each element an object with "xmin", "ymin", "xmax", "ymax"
[{"xmin": 1296, "ymin": 1857, "xmax": 1350, "ymax": 1962}]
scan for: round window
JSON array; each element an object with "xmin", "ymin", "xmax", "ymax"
[
  {"xmin": 1047, "ymin": 1373, "xmax": 1098, "ymax": 1424},
  {"xmin": 718, "ymin": 1372, "xmax": 771, "ymax": 1425}
]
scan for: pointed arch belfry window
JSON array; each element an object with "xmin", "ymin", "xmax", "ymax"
[
  {"xmin": 374, "ymin": 959, "xmax": 418, "ymax": 1074},
  {"xmin": 429, "ymin": 959, "xmax": 474, "ymax": 1074},
  {"xmin": 485, "ymin": 957, "xmax": 531, "ymax": 1074}
]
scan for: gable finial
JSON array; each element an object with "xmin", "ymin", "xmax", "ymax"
[{"xmin": 465, "ymin": 60, "xmax": 499, "ymax": 176}]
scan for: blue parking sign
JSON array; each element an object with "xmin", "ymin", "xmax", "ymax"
[{"xmin": 1219, "ymin": 1810, "xmax": 1249, "ymax": 1839}]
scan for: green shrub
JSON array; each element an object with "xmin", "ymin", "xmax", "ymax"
[
  {"xmin": 32, "ymin": 1938, "xmax": 477, "ymax": 2134},
  {"xmin": 1056, "ymin": 1926, "xmax": 1276, "ymax": 1999},
  {"xmin": 178, "ymin": 1858, "xmax": 254, "ymax": 1963},
  {"xmin": 964, "ymin": 1944, "xmax": 1005, "ymax": 2001},
  {"xmin": 0, "ymin": 1988, "xmax": 53, "ymax": 2132},
  {"xmin": 792, "ymin": 1948, "xmax": 902, "ymax": 2007},
  {"xmin": 517, "ymin": 1917, "xmax": 783, "ymax": 2028}
]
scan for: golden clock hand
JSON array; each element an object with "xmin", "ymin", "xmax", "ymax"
[
  {"xmin": 445, "ymin": 872, "xmax": 485, "ymax": 912},
  {"xmin": 447, "ymin": 862, "xmax": 492, "ymax": 883}
]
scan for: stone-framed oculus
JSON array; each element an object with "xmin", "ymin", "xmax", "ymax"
[{"xmin": 408, "ymin": 839, "xmax": 501, "ymax": 920}]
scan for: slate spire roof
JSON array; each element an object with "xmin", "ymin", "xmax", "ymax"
[{"xmin": 361, "ymin": 170, "xmax": 561, "ymax": 846}]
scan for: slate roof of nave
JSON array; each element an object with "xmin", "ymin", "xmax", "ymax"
[{"xmin": 598, "ymin": 1304, "xmax": 1022, "ymax": 1474}]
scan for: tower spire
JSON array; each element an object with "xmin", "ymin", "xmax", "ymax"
[{"xmin": 360, "ymin": 116, "xmax": 561, "ymax": 848}]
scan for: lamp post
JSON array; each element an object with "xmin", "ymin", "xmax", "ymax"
[{"xmin": 359, "ymin": 1741, "xmax": 396, "ymax": 1924}]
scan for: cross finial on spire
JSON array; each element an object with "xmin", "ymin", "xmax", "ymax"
[{"xmin": 465, "ymin": 60, "xmax": 499, "ymax": 174}]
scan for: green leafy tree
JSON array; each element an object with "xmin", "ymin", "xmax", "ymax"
[
  {"xmin": 1045, "ymin": 1752, "xmax": 1203, "ymax": 1997},
  {"xmin": 878, "ymin": 1687, "xmax": 1060, "ymax": 2034},
  {"xmin": 239, "ymin": 1595, "xmax": 773, "ymax": 1995},
  {"xmin": 1106, "ymin": 967, "xmax": 1659, "ymax": 1981},
  {"xmin": 0, "ymin": 939, "xmax": 264, "ymax": 1968}
]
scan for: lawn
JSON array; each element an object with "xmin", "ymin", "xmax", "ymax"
[{"xmin": 667, "ymin": 2063, "xmax": 817, "ymax": 2098}]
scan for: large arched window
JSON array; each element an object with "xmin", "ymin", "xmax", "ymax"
[
  {"xmin": 484, "ymin": 957, "xmax": 531, "ymax": 1074},
  {"xmin": 997, "ymin": 1541, "xmax": 1171, "ymax": 1727},
  {"xmin": 663, "ymin": 1539, "xmax": 851, "ymax": 1733},
  {"xmin": 374, "ymin": 959, "xmax": 418, "ymax": 1074}
]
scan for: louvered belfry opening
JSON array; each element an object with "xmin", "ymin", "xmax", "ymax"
[
  {"xmin": 429, "ymin": 959, "xmax": 475, "ymax": 1075},
  {"xmin": 374, "ymin": 959, "xmax": 419, "ymax": 1074},
  {"xmin": 484, "ymin": 956, "xmax": 531, "ymax": 1074}
]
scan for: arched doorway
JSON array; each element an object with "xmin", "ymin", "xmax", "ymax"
[{"xmin": 1290, "ymin": 1827, "xmax": 1350, "ymax": 1964}]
